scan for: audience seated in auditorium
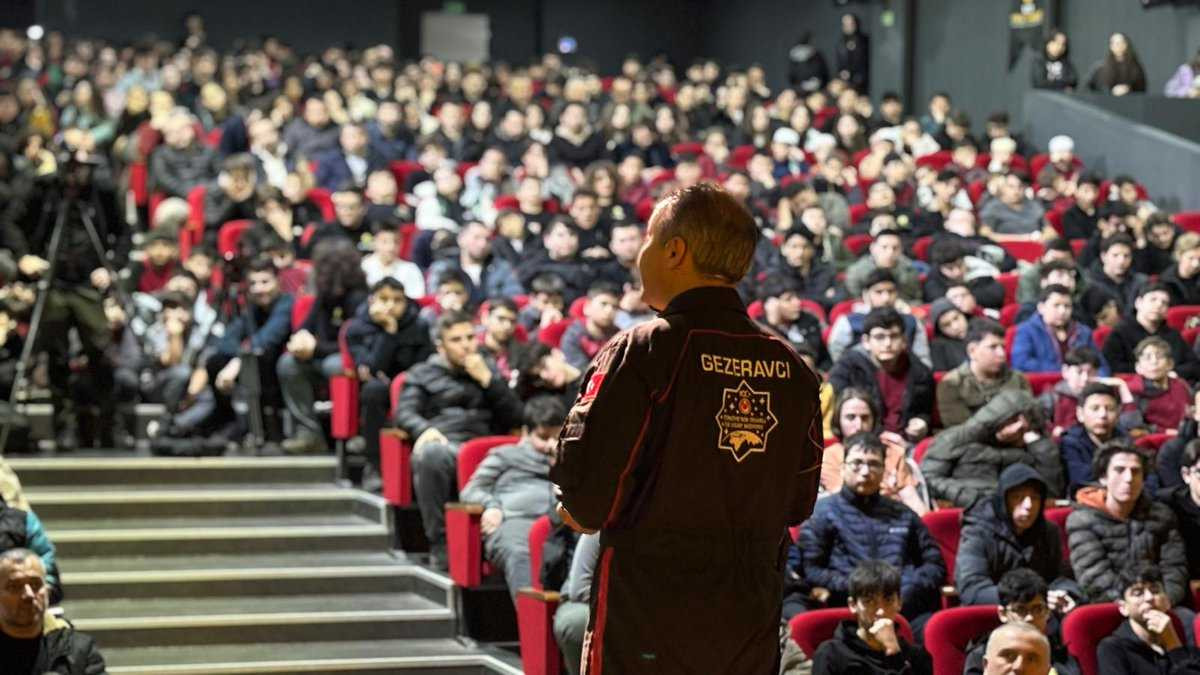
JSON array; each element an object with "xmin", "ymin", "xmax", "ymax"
[
  {"xmin": 202, "ymin": 153, "xmax": 258, "ymax": 236},
  {"xmin": 1012, "ymin": 285, "xmax": 1109, "ymax": 375},
  {"xmin": 1103, "ymin": 283, "xmax": 1200, "ymax": 380},
  {"xmin": 956, "ymin": 465, "xmax": 1079, "ymax": 607},
  {"xmin": 1060, "ymin": 382, "xmax": 1132, "ymax": 496},
  {"xmin": 427, "ymin": 222, "xmax": 525, "ymax": 308},
  {"xmin": 1136, "ymin": 213, "xmax": 1179, "ymax": 277},
  {"xmin": 345, "ymin": 278, "xmax": 434, "ymax": 488},
  {"xmin": 757, "ymin": 276, "xmax": 831, "ymax": 371},
  {"xmin": 0, "ymin": 497, "xmax": 60, "ymax": 605},
  {"xmin": 518, "ymin": 219, "xmax": 593, "ymax": 305},
  {"xmin": 809, "ymin": 560, "xmax": 933, "ymax": 675},
  {"xmin": 978, "ymin": 172, "xmax": 1053, "ymax": 242},
  {"xmin": 1060, "ymin": 174, "xmax": 1101, "ymax": 241},
  {"xmin": 819, "ymin": 388, "xmax": 930, "ymax": 515},
  {"xmin": 393, "ymin": 311, "xmax": 524, "ymax": 567},
  {"xmin": 1096, "ymin": 562, "xmax": 1200, "ymax": 675},
  {"xmin": 360, "ymin": 222, "xmax": 425, "ymax": 297},
  {"xmin": 829, "ymin": 308, "xmax": 934, "ymax": 442},
  {"xmin": 278, "ymin": 240, "xmax": 368, "ymax": 454},
  {"xmin": 924, "ymin": 241, "xmax": 1005, "ymax": 310},
  {"xmin": 314, "ymin": 122, "xmax": 386, "ymax": 192},
  {"xmin": 282, "ymin": 96, "xmax": 340, "ymax": 164},
  {"xmin": 1120, "ymin": 337, "xmax": 1193, "ymax": 435},
  {"xmin": 459, "ymin": 396, "xmax": 564, "ymax": 601},
  {"xmin": 767, "ymin": 228, "xmax": 840, "ymax": 311},
  {"xmin": 843, "ymin": 229, "xmax": 921, "ymax": 305},
  {"xmin": 149, "ymin": 107, "xmax": 217, "ymax": 198},
  {"xmin": 827, "ymin": 270, "xmax": 931, "ymax": 367},
  {"xmin": 0, "ymin": 549, "xmax": 106, "ymax": 674},
  {"xmin": 922, "ymin": 390, "xmax": 1064, "ymax": 507},
  {"xmin": 798, "ymin": 432, "xmax": 944, "ymax": 622},
  {"xmin": 1016, "ymin": 239, "xmax": 1087, "ymax": 307},
  {"xmin": 962, "ymin": 568, "xmax": 1079, "ymax": 675},
  {"xmin": 559, "ymin": 282, "xmax": 620, "ymax": 370},
  {"xmin": 304, "ymin": 186, "xmax": 372, "ymax": 257},
  {"xmin": 936, "ymin": 319, "xmax": 1030, "ymax": 427},
  {"xmin": 1067, "ymin": 441, "xmax": 1187, "ymax": 605}
]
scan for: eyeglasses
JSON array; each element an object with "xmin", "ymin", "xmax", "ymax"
[{"xmin": 846, "ymin": 458, "xmax": 885, "ymax": 473}]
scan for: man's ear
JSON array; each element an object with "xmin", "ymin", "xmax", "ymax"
[
  {"xmin": 663, "ymin": 235, "xmax": 688, "ymax": 270},
  {"xmin": 1117, "ymin": 599, "xmax": 1130, "ymax": 618}
]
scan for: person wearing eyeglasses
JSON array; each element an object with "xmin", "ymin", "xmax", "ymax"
[
  {"xmin": 963, "ymin": 568, "xmax": 1080, "ymax": 675},
  {"xmin": 797, "ymin": 432, "xmax": 945, "ymax": 629},
  {"xmin": 1097, "ymin": 562, "xmax": 1200, "ymax": 675}
]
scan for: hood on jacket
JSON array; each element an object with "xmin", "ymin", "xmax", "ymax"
[
  {"xmin": 971, "ymin": 389, "xmax": 1041, "ymax": 434},
  {"xmin": 990, "ymin": 462, "xmax": 1049, "ymax": 525}
]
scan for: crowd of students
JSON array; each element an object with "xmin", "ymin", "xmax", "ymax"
[{"xmin": 3, "ymin": 16, "xmax": 1200, "ymax": 675}]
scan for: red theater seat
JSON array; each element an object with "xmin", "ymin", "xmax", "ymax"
[
  {"xmin": 924, "ymin": 605, "xmax": 1002, "ymax": 675},
  {"xmin": 380, "ymin": 374, "xmax": 413, "ymax": 506},
  {"xmin": 1062, "ymin": 603, "xmax": 1183, "ymax": 675},
  {"xmin": 516, "ymin": 516, "xmax": 563, "ymax": 675},
  {"xmin": 790, "ymin": 608, "xmax": 913, "ymax": 658},
  {"xmin": 445, "ymin": 435, "xmax": 521, "ymax": 589}
]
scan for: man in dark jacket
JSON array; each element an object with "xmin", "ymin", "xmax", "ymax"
[
  {"xmin": 517, "ymin": 219, "xmax": 594, "ymax": 305},
  {"xmin": 202, "ymin": 257, "xmax": 293, "ymax": 440},
  {"xmin": 757, "ymin": 275, "xmax": 830, "ymax": 371},
  {"xmin": 1060, "ymin": 383, "xmax": 1128, "ymax": 497},
  {"xmin": 921, "ymin": 390, "xmax": 1064, "ymax": 508},
  {"xmin": 202, "ymin": 153, "xmax": 259, "ymax": 238},
  {"xmin": 559, "ymin": 282, "xmax": 620, "ymax": 370},
  {"xmin": 962, "ymin": 568, "xmax": 1080, "ymax": 675},
  {"xmin": 551, "ymin": 184, "xmax": 822, "ymax": 675},
  {"xmin": 1086, "ymin": 233, "xmax": 1148, "ymax": 317},
  {"xmin": 956, "ymin": 464, "xmax": 1079, "ymax": 607},
  {"xmin": 458, "ymin": 396, "xmax": 564, "ymax": 601},
  {"xmin": 800, "ymin": 433, "xmax": 945, "ymax": 622},
  {"xmin": 1067, "ymin": 441, "xmax": 1188, "ymax": 605},
  {"xmin": 395, "ymin": 311, "xmax": 523, "ymax": 562},
  {"xmin": 314, "ymin": 123, "xmax": 387, "ymax": 192},
  {"xmin": 346, "ymin": 278, "xmax": 434, "ymax": 489},
  {"xmin": 1159, "ymin": 438, "xmax": 1200, "ymax": 578},
  {"xmin": 937, "ymin": 320, "xmax": 1031, "ymax": 428},
  {"xmin": 426, "ymin": 222, "xmax": 525, "ymax": 308},
  {"xmin": 1158, "ymin": 394, "xmax": 1200, "ymax": 490},
  {"xmin": 923, "ymin": 241, "xmax": 1006, "ymax": 310},
  {"xmin": 1161, "ymin": 233, "xmax": 1200, "ymax": 306},
  {"xmin": 149, "ymin": 108, "xmax": 218, "ymax": 198},
  {"xmin": 829, "ymin": 308, "xmax": 934, "ymax": 442},
  {"xmin": 811, "ymin": 560, "xmax": 933, "ymax": 675},
  {"xmin": 0, "ymin": 548, "xmax": 106, "ymax": 674},
  {"xmin": 1103, "ymin": 283, "xmax": 1200, "ymax": 380},
  {"xmin": 1097, "ymin": 562, "xmax": 1200, "ymax": 675}
]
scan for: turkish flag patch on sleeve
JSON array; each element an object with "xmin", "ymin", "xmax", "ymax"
[{"xmin": 581, "ymin": 372, "xmax": 606, "ymax": 402}]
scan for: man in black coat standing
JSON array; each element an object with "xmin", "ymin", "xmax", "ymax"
[{"xmin": 552, "ymin": 184, "xmax": 823, "ymax": 674}]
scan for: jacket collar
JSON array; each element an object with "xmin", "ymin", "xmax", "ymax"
[{"xmin": 661, "ymin": 285, "xmax": 746, "ymax": 317}]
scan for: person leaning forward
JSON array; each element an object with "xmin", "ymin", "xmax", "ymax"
[{"xmin": 551, "ymin": 183, "xmax": 823, "ymax": 675}]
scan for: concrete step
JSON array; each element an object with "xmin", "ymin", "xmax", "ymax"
[
  {"xmin": 48, "ymin": 515, "xmax": 391, "ymax": 557},
  {"xmin": 64, "ymin": 561, "xmax": 453, "ymax": 607},
  {"xmin": 72, "ymin": 592, "xmax": 455, "ymax": 649},
  {"xmin": 27, "ymin": 486, "xmax": 382, "ymax": 522},
  {"xmin": 101, "ymin": 638, "xmax": 523, "ymax": 675},
  {"xmin": 7, "ymin": 456, "xmax": 337, "ymax": 488}
]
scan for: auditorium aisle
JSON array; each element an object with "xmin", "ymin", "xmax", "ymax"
[{"xmin": 8, "ymin": 455, "xmax": 522, "ymax": 675}]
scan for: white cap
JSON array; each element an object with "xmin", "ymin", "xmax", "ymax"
[
  {"xmin": 772, "ymin": 127, "xmax": 801, "ymax": 146},
  {"xmin": 1048, "ymin": 135, "xmax": 1074, "ymax": 154}
]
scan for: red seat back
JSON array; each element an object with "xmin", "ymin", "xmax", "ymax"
[
  {"xmin": 291, "ymin": 293, "xmax": 316, "ymax": 332},
  {"xmin": 789, "ymin": 608, "xmax": 913, "ymax": 658},
  {"xmin": 747, "ymin": 300, "xmax": 764, "ymax": 320},
  {"xmin": 847, "ymin": 206, "xmax": 871, "ymax": 228},
  {"xmin": 1172, "ymin": 211, "xmax": 1200, "ymax": 234},
  {"xmin": 527, "ymin": 515, "xmax": 553, "ymax": 591},
  {"xmin": 1092, "ymin": 324, "xmax": 1112, "ymax": 349},
  {"xmin": 924, "ymin": 605, "xmax": 1003, "ymax": 675},
  {"xmin": 1000, "ymin": 241, "xmax": 1045, "ymax": 263},
  {"xmin": 912, "ymin": 236, "xmax": 934, "ymax": 262},
  {"xmin": 568, "ymin": 296, "xmax": 588, "ymax": 320},
  {"xmin": 1136, "ymin": 432, "xmax": 1171, "ymax": 451},
  {"xmin": 307, "ymin": 188, "xmax": 335, "ymax": 221},
  {"xmin": 1043, "ymin": 505, "xmax": 1073, "ymax": 562},
  {"xmin": 999, "ymin": 303, "xmax": 1021, "ymax": 328},
  {"xmin": 337, "ymin": 318, "xmax": 356, "ymax": 371},
  {"xmin": 995, "ymin": 274, "xmax": 1019, "ymax": 305},
  {"xmin": 829, "ymin": 299, "xmax": 857, "ymax": 325},
  {"xmin": 217, "ymin": 219, "xmax": 254, "ymax": 261},
  {"xmin": 1025, "ymin": 372, "xmax": 1063, "ymax": 396},
  {"xmin": 1062, "ymin": 604, "xmax": 1124, "ymax": 675},
  {"xmin": 389, "ymin": 160, "xmax": 424, "ymax": 193},
  {"xmin": 921, "ymin": 508, "xmax": 962, "ymax": 585},
  {"xmin": 913, "ymin": 437, "xmax": 934, "ymax": 464},
  {"xmin": 538, "ymin": 318, "xmax": 576, "ymax": 348},
  {"xmin": 1166, "ymin": 305, "xmax": 1200, "ymax": 330},
  {"xmin": 915, "ymin": 150, "xmax": 953, "ymax": 171},
  {"xmin": 1005, "ymin": 325, "xmax": 1017, "ymax": 361},
  {"xmin": 388, "ymin": 373, "xmax": 407, "ymax": 418},
  {"xmin": 456, "ymin": 435, "xmax": 521, "ymax": 490}
]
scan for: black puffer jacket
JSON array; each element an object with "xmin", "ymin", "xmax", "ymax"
[
  {"xmin": 955, "ymin": 464, "xmax": 1079, "ymax": 605},
  {"xmin": 344, "ymin": 300, "xmax": 434, "ymax": 378},
  {"xmin": 148, "ymin": 142, "xmax": 218, "ymax": 197},
  {"xmin": 392, "ymin": 354, "xmax": 523, "ymax": 444},
  {"xmin": 1066, "ymin": 494, "xmax": 1187, "ymax": 604},
  {"xmin": 921, "ymin": 390, "xmax": 1064, "ymax": 507},
  {"xmin": 16, "ymin": 617, "xmax": 107, "ymax": 674}
]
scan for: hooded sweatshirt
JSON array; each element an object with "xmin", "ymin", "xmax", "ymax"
[
  {"xmin": 459, "ymin": 439, "xmax": 556, "ymax": 520},
  {"xmin": 956, "ymin": 463, "xmax": 1080, "ymax": 605}
]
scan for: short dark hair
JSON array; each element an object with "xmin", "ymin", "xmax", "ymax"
[
  {"xmin": 997, "ymin": 568, "xmax": 1048, "ymax": 607},
  {"xmin": 1064, "ymin": 347, "xmax": 1102, "ymax": 369},
  {"xmin": 1100, "ymin": 233, "xmax": 1135, "ymax": 255},
  {"xmin": 862, "ymin": 307, "xmax": 905, "ymax": 336},
  {"xmin": 587, "ymin": 281, "xmax": 621, "ymax": 300},
  {"xmin": 524, "ymin": 395, "xmax": 567, "ymax": 429},
  {"xmin": 965, "ymin": 318, "xmax": 1005, "ymax": 346},
  {"xmin": 873, "ymin": 228, "xmax": 903, "ymax": 244},
  {"xmin": 1077, "ymin": 172, "xmax": 1102, "ymax": 189},
  {"xmin": 1045, "ymin": 237, "xmax": 1072, "ymax": 254},
  {"xmin": 1039, "ymin": 260, "xmax": 1076, "ymax": 280},
  {"xmin": 245, "ymin": 256, "xmax": 277, "ymax": 276},
  {"xmin": 1080, "ymin": 382, "xmax": 1119, "ymax": 407},
  {"xmin": 1134, "ymin": 336, "xmax": 1172, "ymax": 361},
  {"xmin": 1091, "ymin": 439, "xmax": 1148, "ymax": 480},
  {"xmin": 758, "ymin": 275, "xmax": 802, "ymax": 302},
  {"xmin": 221, "ymin": 153, "xmax": 257, "ymax": 176},
  {"xmin": 1136, "ymin": 282, "xmax": 1171, "ymax": 300},
  {"xmin": 848, "ymin": 560, "xmax": 901, "ymax": 600},
  {"xmin": 843, "ymin": 431, "xmax": 886, "ymax": 461},
  {"xmin": 486, "ymin": 296, "xmax": 518, "ymax": 314},
  {"xmin": 530, "ymin": 273, "xmax": 566, "ymax": 296},
  {"xmin": 862, "ymin": 268, "xmax": 898, "ymax": 293},
  {"xmin": 1180, "ymin": 439, "xmax": 1200, "ymax": 470},
  {"xmin": 434, "ymin": 269, "xmax": 470, "ymax": 291},
  {"xmin": 1118, "ymin": 561, "xmax": 1164, "ymax": 595},
  {"xmin": 434, "ymin": 310, "xmax": 474, "ymax": 340},
  {"xmin": 930, "ymin": 241, "xmax": 965, "ymax": 268},
  {"xmin": 1038, "ymin": 284, "xmax": 1072, "ymax": 304},
  {"xmin": 651, "ymin": 183, "xmax": 758, "ymax": 284},
  {"xmin": 369, "ymin": 277, "xmax": 408, "ymax": 296}
]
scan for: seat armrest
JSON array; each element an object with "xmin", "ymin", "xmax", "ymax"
[
  {"xmin": 445, "ymin": 502, "xmax": 486, "ymax": 588},
  {"xmin": 380, "ymin": 428, "xmax": 413, "ymax": 506}
]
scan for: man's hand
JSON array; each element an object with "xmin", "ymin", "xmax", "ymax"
[
  {"xmin": 868, "ymin": 617, "xmax": 902, "ymax": 656},
  {"xmin": 414, "ymin": 427, "xmax": 448, "ymax": 453},
  {"xmin": 18, "ymin": 255, "xmax": 49, "ymax": 278},
  {"xmin": 1144, "ymin": 609, "xmax": 1182, "ymax": 650},
  {"xmin": 539, "ymin": 306, "xmax": 564, "ymax": 329},
  {"xmin": 368, "ymin": 299, "xmax": 398, "ymax": 333},
  {"xmin": 462, "ymin": 353, "xmax": 492, "ymax": 388},
  {"xmin": 904, "ymin": 418, "xmax": 928, "ymax": 441},
  {"xmin": 556, "ymin": 502, "xmax": 597, "ymax": 534},
  {"xmin": 1048, "ymin": 589, "xmax": 1076, "ymax": 615},
  {"xmin": 480, "ymin": 507, "xmax": 504, "ymax": 535},
  {"xmin": 287, "ymin": 330, "xmax": 317, "ymax": 360},
  {"xmin": 165, "ymin": 316, "xmax": 187, "ymax": 337},
  {"xmin": 90, "ymin": 268, "xmax": 112, "ymax": 292},
  {"xmin": 215, "ymin": 358, "xmax": 241, "ymax": 393},
  {"xmin": 187, "ymin": 368, "xmax": 209, "ymax": 397}
]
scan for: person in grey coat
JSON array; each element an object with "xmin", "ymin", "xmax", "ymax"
[
  {"xmin": 554, "ymin": 532, "xmax": 601, "ymax": 675},
  {"xmin": 458, "ymin": 396, "xmax": 565, "ymax": 600}
]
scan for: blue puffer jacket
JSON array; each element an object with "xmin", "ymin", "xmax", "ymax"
[
  {"xmin": 1011, "ymin": 314, "xmax": 1110, "ymax": 375},
  {"xmin": 799, "ymin": 487, "xmax": 946, "ymax": 616}
]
